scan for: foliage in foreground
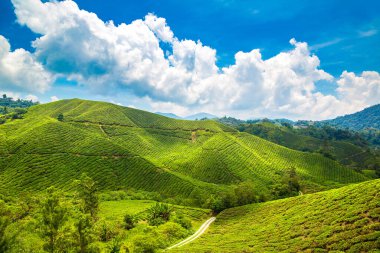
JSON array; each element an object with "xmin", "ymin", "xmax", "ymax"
[{"xmin": 0, "ymin": 175, "xmax": 210, "ymax": 252}]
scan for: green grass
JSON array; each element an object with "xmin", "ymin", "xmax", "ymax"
[
  {"xmin": 99, "ymin": 200, "xmax": 156, "ymax": 223},
  {"xmin": 175, "ymin": 179, "xmax": 380, "ymax": 252},
  {"xmin": 99, "ymin": 199, "xmax": 211, "ymax": 230},
  {"xmin": 0, "ymin": 99, "xmax": 369, "ymax": 200}
]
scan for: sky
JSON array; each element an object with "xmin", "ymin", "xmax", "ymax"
[{"xmin": 0, "ymin": 0, "xmax": 379, "ymax": 120}]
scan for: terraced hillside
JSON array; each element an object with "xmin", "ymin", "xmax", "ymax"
[
  {"xmin": 239, "ymin": 122, "xmax": 380, "ymax": 171},
  {"xmin": 0, "ymin": 99, "xmax": 369, "ymax": 199},
  {"xmin": 175, "ymin": 179, "xmax": 380, "ymax": 252}
]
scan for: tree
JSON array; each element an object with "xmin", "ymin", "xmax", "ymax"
[
  {"xmin": 2, "ymin": 94, "xmax": 6, "ymax": 99},
  {"xmin": 234, "ymin": 182, "xmax": 257, "ymax": 206},
  {"xmin": 281, "ymin": 122, "xmax": 293, "ymax": 129},
  {"xmin": 57, "ymin": 113, "xmax": 64, "ymax": 122},
  {"xmin": 272, "ymin": 168, "xmax": 301, "ymax": 199},
  {"xmin": 40, "ymin": 187, "xmax": 68, "ymax": 253},
  {"xmin": 204, "ymin": 195, "xmax": 225, "ymax": 213},
  {"xmin": 74, "ymin": 213, "xmax": 94, "ymax": 253},
  {"xmin": 147, "ymin": 203, "xmax": 172, "ymax": 226},
  {"xmin": 76, "ymin": 174, "xmax": 99, "ymax": 219}
]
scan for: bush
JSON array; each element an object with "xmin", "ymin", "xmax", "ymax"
[
  {"xmin": 271, "ymin": 168, "xmax": 301, "ymax": 198},
  {"xmin": 132, "ymin": 235, "xmax": 159, "ymax": 253},
  {"xmin": 98, "ymin": 221, "xmax": 117, "ymax": 242},
  {"xmin": 204, "ymin": 195, "xmax": 225, "ymax": 213},
  {"xmin": 57, "ymin": 113, "xmax": 64, "ymax": 122},
  {"xmin": 234, "ymin": 182, "xmax": 258, "ymax": 206},
  {"xmin": 124, "ymin": 214, "xmax": 138, "ymax": 230},
  {"xmin": 157, "ymin": 222, "xmax": 188, "ymax": 240},
  {"xmin": 172, "ymin": 213, "xmax": 192, "ymax": 229}
]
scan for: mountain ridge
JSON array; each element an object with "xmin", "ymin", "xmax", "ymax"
[{"xmin": 322, "ymin": 104, "xmax": 380, "ymax": 130}]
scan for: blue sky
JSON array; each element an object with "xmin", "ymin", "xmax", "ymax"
[{"xmin": 0, "ymin": 0, "xmax": 379, "ymax": 119}]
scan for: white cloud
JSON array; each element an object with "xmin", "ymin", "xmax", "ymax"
[
  {"xmin": 50, "ymin": 96, "xmax": 59, "ymax": 102},
  {"xmin": 0, "ymin": 35, "xmax": 53, "ymax": 93},
  {"xmin": 337, "ymin": 71, "xmax": 380, "ymax": 108},
  {"xmin": 25, "ymin": 94, "xmax": 39, "ymax": 102},
  {"xmin": 144, "ymin": 13, "xmax": 174, "ymax": 43},
  {"xmin": 8, "ymin": 0, "xmax": 380, "ymax": 120}
]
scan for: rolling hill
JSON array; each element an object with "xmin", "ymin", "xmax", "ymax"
[
  {"xmin": 0, "ymin": 99, "xmax": 369, "ymax": 201},
  {"xmin": 174, "ymin": 179, "xmax": 380, "ymax": 252},
  {"xmin": 237, "ymin": 121, "xmax": 380, "ymax": 172},
  {"xmin": 323, "ymin": 104, "xmax": 380, "ymax": 130}
]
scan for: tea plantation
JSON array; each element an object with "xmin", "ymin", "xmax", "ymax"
[
  {"xmin": 175, "ymin": 179, "xmax": 380, "ymax": 252},
  {"xmin": 0, "ymin": 99, "xmax": 368, "ymax": 201}
]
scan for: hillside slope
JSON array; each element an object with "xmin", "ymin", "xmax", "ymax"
[
  {"xmin": 175, "ymin": 179, "xmax": 380, "ymax": 252},
  {"xmin": 0, "ymin": 99, "xmax": 368, "ymax": 199},
  {"xmin": 323, "ymin": 104, "xmax": 380, "ymax": 130},
  {"xmin": 239, "ymin": 122, "xmax": 380, "ymax": 171}
]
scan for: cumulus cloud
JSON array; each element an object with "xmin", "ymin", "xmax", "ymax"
[
  {"xmin": 25, "ymin": 94, "xmax": 39, "ymax": 102},
  {"xmin": 144, "ymin": 13, "xmax": 174, "ymax": 43},
  {"xmin": 50, "ymin": 96, "xmax": 59, "ymax": 102},
  {"xmin": 8, "ymin": 0, "xmax": 380, "ymax": 119},
  {"xmin": 337, "ymin": 71, "xmax": 380, "ymax": 107},
  {"xmin": 0, "ymin": 35, "xmax": 53, "ymax": 93}
]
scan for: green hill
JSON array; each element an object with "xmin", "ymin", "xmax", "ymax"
[
  {"xmin": 175, "ymin": 179, "xmax": 380, "ymax": 252},
  {"xmin": 237, "ymin": 122, "xmax": 380, "ymax": 172},
  {"xmin": 0, "ymin": 99, "xmax": 369, "ymax": 203}
]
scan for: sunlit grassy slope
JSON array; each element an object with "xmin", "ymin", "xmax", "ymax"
[
  {"xmin": 175, "ymin": 179, "xmax": 380, "ymax": 252},
  {"xmin": 0, "ymin": 99, "xmax": 368, "ymax": 197},
  {"xmin": 240, "ymin": 122, "xmax": 379, "ymax": 170}
]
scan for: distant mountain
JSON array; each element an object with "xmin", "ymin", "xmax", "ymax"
[
  {"xmin": 155, "ymin": 112, "xmax": 182, "ymax": 119},
  {"xmin": 185, "ymin": 112, "xmax": 218, "ymax": 120},
  {"xmin": 323, "ymin": 104, "xmax": 380, "ymax": 130}
]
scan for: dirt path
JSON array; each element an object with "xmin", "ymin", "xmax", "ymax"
[{"xmin": 166, "ymin": 217, "xmax": 216, "ymax": 250}]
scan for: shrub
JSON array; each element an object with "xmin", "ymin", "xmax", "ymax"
[
  {"xmin": 132, "ymin": 235, "xmax": 159, "ymax": 253},
  {"xmin": 98, "ymin": 221, "xmax": 117, "ymax": 242},
  {"xmin": 157, "ymin": 222, "xmax": 188, "ymax": 240},
  {"xmin": 57, "ymin": 113, "xmax": 64, "ymax": 122},
  {"xmin": 124, "ymin": 214, "xmax": 138, "ymax": 230},
  {"xmin": 172, "ymin": 213, "xmax": 192, "ymax": 229},
  {"xmin": 147, "ymin": 203, "xmax": 172, "ymax": 226},
  {"xmin": 234, "ymin": 182, "xmax": 258, "ymax": 206}
]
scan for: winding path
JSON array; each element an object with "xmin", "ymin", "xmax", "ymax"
[{"xmin": 167, "ymin": 217, "xmax": 216, "ymax": 250}]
